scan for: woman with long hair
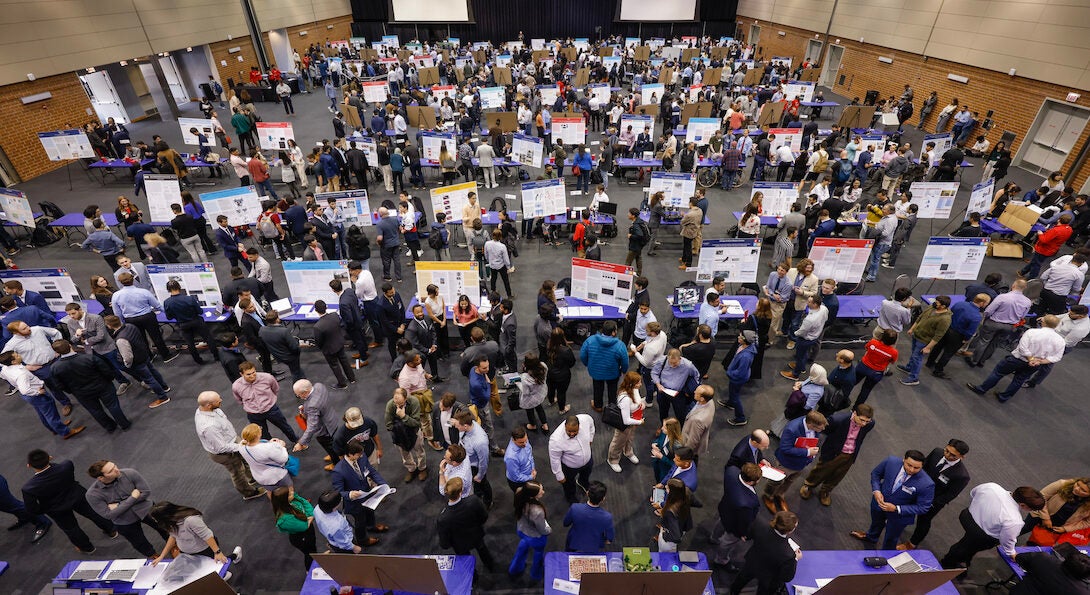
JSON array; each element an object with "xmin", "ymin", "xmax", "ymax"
[
  {"xmin": 1027, "ymin": 477, "xmax": 1090, "ymax": 546},
  {"xmin": 115, "ymin": 195, "xmax": 141, "ymax": 229},
  {"xmin": 654, "ymin": 477, "xmax": 693, "ymax": 552},
  {"xmin": 439, "ymin": 144, "xmax": 458, "ymax": 185},
  {"xmin": 453, "ymin": 294, "xmax": 480, "ymax": 349},
  {"xmin": 519, "ymin": 352, "xmax": 549, "ymax": 432},
  {"xmin": 145, "ymin": 232, "xmax": 180, "ymax": 264},
  {"xmin": 238, "ymin": 423, "xmax": 292, "ymax": 493},
  {"xmin": 423, "ymin": 284, "xmax": 449, "ymax": 358},
  {"xmin": 89, "ymin": 274, "xmax": 117, "ymax": 316},
  {"xmin": 271, "ymin": 486, "xmax": 317, "ymax": 571},
  {"xmin": 738, "ymin": 203, "xmax": 761, "ymax": 238},
  {"xmin": 149, "ymin": 501, "xmax": 240, "ymax": 566},
  {"xmin": 544, "ymin": 327, "xmax": 575, "ymax": 413},
  {"xmin": 508, "ymin": 481, "xmax": 551, "ymax": 581},
  {"xmin": 607, "ymin": 371, "xmax": 645, "ymax": 473},
  {"xmin": 345, "ymin": 224, "xmax": 371, "ymax": 269},
  {"xmin": 650, "ymin": 418, "xmax": 684, "ymax": 484}
]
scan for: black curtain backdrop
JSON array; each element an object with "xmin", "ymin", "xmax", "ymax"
[{"xmin": 351, "ymin": 0, "xmax": 737, "ymax": 44}]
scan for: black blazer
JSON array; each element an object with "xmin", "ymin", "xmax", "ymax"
[
  {"xmin": 741, "ymin": 521, "xmax": 798, "ymax": 587},
  {"xmin": 726, "ymin": 435, "xmax": 765, "ymax": 470},
  {"xmin": 817, "ymin": 410, "xmax": 875, "ymax": 463},
  {"xmin": 337, "ymin": 291, "xmax": 365, "ymax": 330},
  {"xmin": 377, "ymin": 294, "xmax": 405, "ymax": 335},
  {"xmin": 923, "ymin": 447, "xmax": 970, "ymax": 510},
  {"xmin": 437, "ymin": 496, "xmax": 489, "ymax": 552},
  {"xmin": 430, "ymin": 400, "xmax": 467, "ymax": 448},
  {"xmin": 50, "ymin": 353, "xmax": 115, "ymax": 397},
  {"xmin": 717, "ymin": 466, "xmax": 760, "ymax": 537},
  {"xmin": 22, "ymin": 460, "xmax": 89, "ymax": 515},
  {"xmin": 239, "ymin": 314, "xmax": 269, "ymax": 353},
  {"xmin": 313, "ymin": 313, "xmax": 347, "ymax": 355}
]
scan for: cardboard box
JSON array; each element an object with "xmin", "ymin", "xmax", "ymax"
[
  {"xmin": 998, "ymin": 204, "xmax": 1040, "ymax": 237},
  {"xmin": 987, "ymin": 240, "xmax": 1023, "ymax": 258}
]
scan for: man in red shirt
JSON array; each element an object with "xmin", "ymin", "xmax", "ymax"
[
  {"xmin": 572, "ymin": 213, "xmax": 593, "ymax": 258},
  {"xmin": 1018, "ymin": 213, "xmax": 1073, "ymax": 280},
  {"xmin": 852, "ymin": 329, "xmax": 898, "ymax": 407},
  {"xmin": 249, "ymin": 67, "xmax": 262, "ymax": 86}
]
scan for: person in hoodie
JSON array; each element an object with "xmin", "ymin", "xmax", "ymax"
[{"xmin": 579, "ymin": 321, "xmax": 629, "ymax": 413}]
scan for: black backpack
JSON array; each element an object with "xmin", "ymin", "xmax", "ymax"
[
  {"xmin": 816, "ymin": 385, "xmax": 850, "ymax": 416},
  {"xmin": 570, "ymin": 221, "xmax": 597, "ymax": 251},
  {"xmin": 428, "ymin": 228, "xmax": 444, "ymax": 250}
]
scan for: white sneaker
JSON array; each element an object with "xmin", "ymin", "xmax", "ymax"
[
  {"xmin": 223, "ymin": 571, "xmax": 232, "ymax": 581},
  {"xmin": 116, "ymin": 382, "xmax": 130, "ymax": 395},
  {"xmin": 231, "ymin": 545, "xmax": 243, "ymax": 562},
  {"xmin": 608, "ymin": 462, "xmax": 622, "ymax": 473},
  {"xmin": 627, "ymin": 454, "xmax": 640, "ymax": 464},
  {"xmin": 644, "ymin": 400, "xmax": 655, "ymax": 408}
]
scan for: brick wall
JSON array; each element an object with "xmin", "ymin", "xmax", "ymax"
[
  {"xmin": 0, "ymin": 73, "xmax": 95, "ymax": 182},
  {"xmin": 209, "ymin": 15, "xmax": 353, "ymax": 88},
  {"xmin": 210, "ymin": 38, "xmax": 264, "ymax": 90},
  {"xmin": 737, "ymin": 18, "xmax": 1090, "ymax": 190},
  {"xmin": 283, "ymin": 15, "xmax": 354, "ymax": 58}
]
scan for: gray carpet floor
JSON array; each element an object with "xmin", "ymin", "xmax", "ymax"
[{"xmin": 2, "ymin": 82, "xmax": 1085, "ymax": 595}]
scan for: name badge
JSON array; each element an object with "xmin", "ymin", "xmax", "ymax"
[
  {"xmin": 902, "ymin": 486, "xmax": 916, "ymax": 494},
  {"xmin": 938, "ymin": 475, "xmax": 950, "ymax": 484}
]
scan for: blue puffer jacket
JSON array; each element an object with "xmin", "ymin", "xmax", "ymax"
[{"xmin": 579, "ymin": 333, "xmax": 629, "ymax": 381}]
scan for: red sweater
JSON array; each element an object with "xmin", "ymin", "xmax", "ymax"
[{"xmin": 1034, "ymin": 223, "xmax": 1072, "ymax": 256}]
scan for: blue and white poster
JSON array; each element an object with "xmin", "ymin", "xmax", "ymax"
[
  {"xmin": 147, "ymin": 263, "xmax": 222, "ymax": 309},
  {"xmin": 282, "ymin": 261, "xmax": 350, "ymax": 305},
  {"xmin": 685, "ymin": 118, "xmax": 720, "ymax": 146},
  {"xmin": 511, "ymin": 133, "xmax": 544, "ymax": 168},
  {"xmin": 967, "ymin": 178, "xmax": 995, "ymax": 221},
  {"xmin": 199, "ymin": 186, "xmax": 262, "ymax": 227},
  {"xmin": 620, "ymin": 114, "xmax": 654, "ymax": 139},
  {"xmin": 924, "ymin": 132, "xmax": 954, "ymax": 166},
  {"xmin": 751, "ymin": 182, "xmax": 798, "ymax": 218},
  {"xmin": 421, "ymin": 131, "xmax": 457, "ymax": 162},
  {"xmin": 640, "ymin": 83, "xmax": 665, "ymax": 106},
  {"xmin": 696, "ymin": 238, "xmax": 762, "ymax": 284},
  {"xmin": 588, "ymin": 83, "xmax": 611, "ymax": 104},
  {"xmin": 650, "ymin": 171, "xmax": 697, "ymax": 208},
  {"xmin": 521, "ymin": 178, "xmax": 566, "ymax": 218},
  {"xmin": 918, "ymin": 237, "xmax": 988, "ymax": 280},
  {"xmin": 37, "ymin": 129, "xmax": 95, "ymax": 160},
  {"xmin": 0, "ymin": 188, "xmax": 36, "ymax": 227},
  {"xmin": 782, "ymin": 81, "xmax": 815, "ymax": 103},
  {"xmin": 315, "ymin": 189, "xmax": 372, "ymax": 227},
  {"xmin": 478, "ymin": 87, "xmax": 506, "ymax": 109}
]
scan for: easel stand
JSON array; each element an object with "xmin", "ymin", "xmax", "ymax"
[
  {"xmin": 579, "ymin": 570, "xmax": 712, "ymax": 595},
  {"xmin": 312, "ymin": 553, "xmax": 449, "ymax": 595},
  {"xmin": 812, "ymin": 568, "xmax": 963, "ymax": 594},
  {"xmin": 65, "ymin": 159, "xmax": 75, "ymax": 191}
]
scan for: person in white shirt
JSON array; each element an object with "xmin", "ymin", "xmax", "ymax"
[
  {"xmin": 1036, "ymin": 254, "xmax": 1086, "ymax": 315},
  {"xmin": 549, "ymin": 414, "xmax": 595, "ymax": 504},
  {"xmin": 1025, "ymin": 305, "xmax": 1089, "ymax": 388},
  {"xmin": 631, "ymin": 303, "xmax": 657, "ymax": 343},
  {"xmin": 940, "ymin": 483, "xmax": 1045, "ymax": 569},
  {"xmin": 966, "ymin": 314, "xmax": 1066, "ymax": 401},
  {"xmin": 606, "ymin": 372, "xmax": 645, "ymax": 473},
  {"xmin": 632, "ymin": 321, "xmax": 667, "ymax": 407},
  {"xmin": 589, "ymin": 186, "xmax": 609, "ymax": 212}
]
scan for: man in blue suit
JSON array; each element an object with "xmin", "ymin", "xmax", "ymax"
[
  {"xmin": 0, "ymin": 296, "xmax": 56, "ymax": 342},
  {"xmin": 851, "ymin": 450, "xmax": 934, "ymax": 550},
  {"xmin": 213, "ymin": 215, "xmax": 251, "ymax": 272},
  {"xmin": 713, "ymin": 463, "xmax": 762, "ymax": 570},
  {"xmin": 330, "ymin": 441, "xmax": 388, "ymax": 548},
  {"xmin": 3, "ymin": 281, "xmax": 51, "ymax": 317},
  {"xmin": 655, "ymin": 446, "xmax": 698, "ymax": 493},
  {"xmin": 764, "ymin": 411, "xmax": 828, "ymax": 514},
  {"xmin": 563, "ymin": 481, "xmax": 614, "ymax": 553}
]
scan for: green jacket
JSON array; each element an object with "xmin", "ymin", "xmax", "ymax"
[
  {"xmin": 384, "ymin": 395, "xmax": 422, "ymax": 430},
  {"xmin": 231, "ymin": 112, "xmax": 252, "ymax": 134},
  {"xmin": 275, "ymin": 495, "xmax": 314, "ymax": 534},
  {"xmin": 912, "ymin": 306, "xmax": 951, "ymax": 344}
]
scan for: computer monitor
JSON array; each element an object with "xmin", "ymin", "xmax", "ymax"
[
  {"xmin": 674, "ymin": 285, "xmax": 703, "ymax": 312},
  {"xmin": 597, "ymin": 201, "xmax": 618, "ymax": 216}
]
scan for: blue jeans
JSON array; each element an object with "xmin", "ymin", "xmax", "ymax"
[
  {"xmin": 601, "ymin": 170, "xmax": 609, "ymax": 190},
  {"xmin": 852, "ymin": 361, "xmax": 885, "ymax": 406},
  {"xmin": 127, "ymin": 362, "xmax": 168, "ymax": 398},
  {"xmin": 793, "ymin": 337, "xmax": 818, "ymax": 377},
  {"xmin": 22, "ymin": 392, "xmax": 71, "ymax": 435},
  {"xmin": 576, "ymin": 169, "xmax": 590, "ymax": 193},
  {"xmin": 721, "ymin": 169, "xmax": 738, "ymax": 190},
  {"xmin": 1018, "ymin": 251, "xmax": 1048, "ymax": 280},
  {"xmin": 979, "ymin": 355, "xmax": 1035, "ymax": 400},
  {"xmin": 866, "ymin": 243, "xmax": 891, "ymax": 280},
  {"xmin": 256, "ymin": 179, "xmax": 279, "ymax": 200},
  {"xmin": 904, "ymin": 338, "xmax": 927, "ymax": 382},
  {"xmin": 102, "ymin": 349, "xmax": 132, "ymax": 384},
  {"xmin": 509, "ymin": 530, "xmax": 547, "ymax": 579},
  {"xmin": 727, "ymin": 381, "xmax": 746, "ymax": 421}
]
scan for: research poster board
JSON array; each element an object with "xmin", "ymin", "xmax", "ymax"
[
  {"xmin": 858, "ymin": 134, "xmax": 889, "ymax": 158},
  {"xmin": 685, "ymin": 118, "xmax": 720, "ymax": 146},
  {"xmin": 0, "ymin": 188, "xmax": 35, "ymax": 227},
  {"xmin": 588, "ymin": 83, "xmax": 611, "ymax": 104},
  {"xmin": 782, "ymin": 81, "xmax": 815, "ymax": 102},
  {"xmin": 531, "ymin": 38, "xmax": 547, "ymax": 50},
  {"xmin": 640, "ymin": 83, "xmax": 665, "ymax": 106},
  {"xmin": 570, "ymin": 257, "xmax": 634, "ymax": 311},
  {"xmin": 428, "ymin": 85, "xmax": 457, "ymax": 103},
  {"xmin": 479, "ymin": 86, "xmax": 505, "ymax": 109},
  {"xmin": 37, "ymin": 129, "xmax": 95, "ymax": 161},
  {"xmin": 808, "ymin": 237, "xmax": 875, "ymax": 283},
  {"xmin": 411, "ymin": 55, "xmax": 434, "ymax": 68},
  {"xmin": 143, "ymin": 174, "xmax": 183, "ymax": 223},
  {"xmin": 917, "ymin": 237, "xmax": 988, "ymax": 281},
  {"xmin": 768, "ymin": 128, "xmax": 804, "ymax": 153},
  {"xmin": 495, "ymin": 54, "xmax": 512, "ymax": 67},
  {"xmin": 771, "ymin": 56, "xmax": 793, "ymax": 69},
  {"xmin": 361, "ymin": 81, "xmax": 389, "ymax": 103},
  {"xmin": 199, "ymin": 186, "xmax": 262, "ymax": 227},
  {"xmin": 751, "ymin": 182, "xmax": 797, "ymax": 218},
  {"xmin": 255, "ymin": 122, "xmax": 295, "ymax": 151},
  {"xmin": 511, "ymin": 133, "xmax": 544, "ymax": 168},
  {"xmin": 178, "ymin": 118, "xmax": 218, "ymax": 147},
  {"xmin": 620, "ymin": 114, "xmax": 654, "ymax": 139},
  {"xmin": 147, "ymin": 263, "xmax": 223, "ymax": 309},
  {"xmin": 414, "ymin": 261, "xmax": 478, "ymax": 306},
  {"xmin": 650, "ymin": 172, "xmax": 697, "ymax": 208},
  {"xmin": 282, "ymin": 260, "xmax": 350, "ymax": 305},
  {"xmin": 551, "ymin": 116, "xmax": 586, "ymax": 146},
  {"xmin": 909, "ymin": 181, "xmax": 959, "ymax": 219},
  {"xmin": 429, "ymin": 181, "xmax": 479, "ymax": 224},
  {"xmin": 924, "ymin": 133, "xmax": 954, "ymax": 166},
  {"xmin": 967, "ymin": 178, "xmax": 995, "ymax": 221},
  {"xmin": 696, "ymin": 238, "xmax": 761, "ymax": 283},
  {"xmin": 520, "ymin": 178, "xmax": 567, "ymax": 218},
  {"xmin": 421, "ymin": 131, "xmax": 457, "ymax": 162},
  {"xmin": 603, "ymin": 56, "xmax": 621, "ymax": 71},
  {"xmin": 536, "ymin": 85, "xmax": 559, "ymax": 106},
  {"xmin": 315, "ymin": 189, "xmax": 372, "ymax": 227},
  {"xmin": 0, "ymin": 268, "xmax": 81, "ymax": 312},
  {"xmin": 688, "ymin": 85, "xmax": 703, "ymax": 102}
]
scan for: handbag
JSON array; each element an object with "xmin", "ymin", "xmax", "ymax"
[
  {"xmin": 284, "ymin": 455, "xmax": 300, "ymax": 477},
  {"xmin": 506, "ymin": 385, "xmax": 522, "ymax": 411},
  {"xmin": 601, "ymin": 403, "xmax": 626, "ymax": 430},
  {"xmin": 294, "ymin": 413, "xmax": 307, "ymax": 430},
  {"xmin": 1029, "ymin": 525, "xmax": 1090, "ymax": 547}
]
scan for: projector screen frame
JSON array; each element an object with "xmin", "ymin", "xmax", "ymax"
[
  {"xmin": 387, "ymin": 0, "xmax": 476, "ymax": 24},
  {"xmin": 615, "ymin": 0, "xmax": 700, "ymax": 22}
]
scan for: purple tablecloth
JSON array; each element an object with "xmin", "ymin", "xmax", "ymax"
[
  {"xmin": 789, "ymin": 549, "xmax": 957, "ymax": 594},
  {"xmin": 543, "ymin": 552, "xmax": 711, "ymax": 595},
  {"xmin": 298, "ymin": 555, "xmax": 475, "ymax": 595}
]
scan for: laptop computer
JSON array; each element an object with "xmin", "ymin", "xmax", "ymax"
[
  {"xmin": 673, "ymin": 285, "xmax": 703, "ymax": 312},
  {"xmin": 887, "ymin": 551, "xmax": 923, "ymax": 573}
]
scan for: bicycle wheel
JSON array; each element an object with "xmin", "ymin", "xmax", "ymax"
[{"xmin": 696, "ymin": 167, "xmax": 719, "ymax": 189}]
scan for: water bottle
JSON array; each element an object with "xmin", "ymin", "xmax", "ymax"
[{"xmin": 608, "ymin": 556, "xmax": 624, "ymax": 573}]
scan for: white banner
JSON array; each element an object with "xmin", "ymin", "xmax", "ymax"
[
  {"xmin": 521, "ymin": 178, "xmax": 567, "ymax": 218},
  {"xmin": 255, "ymin": 122, "xmax": 295, "ymax": 151},
  {"xmin": 479, "ymin": 87, "xmax": 505, "ymax": 109},
  {"xmin": 696, "ymin": 238, "xmax": 761, "ymax": 283},
  {"xmin": 917, "ymin": 237, "xmax": 988, "ymax": 280},
  {"xmin": 808, "ymin": 238, "xmax": 875, "ymax": 283},
  {"xmin": 0, "ymin": 188, "xmax": 35, "ymax": 228},
  {"xmin": 414, "ymin": 261, "xmax": 479, "ymax": 306},
  {"xmin": 430, "ymin": 181, "xmax": 479, "ymax": 224},
  {"xmin": 178, "ymin": 118, "xmax": 218, "ymax": 147},
  {"xmin": 199, "ymin": 186, "xmax": 263, "ymax": 227},
  {"xmin": 536, "ymin": 85, "xmax": 559, "ymax": 106},
  {"xmin": 751, "ymin": 182, "xmax": 798, "ymax": 218},
  {"xmin": 144, "ymin": 174, "xmax": 183, "ymax": 224},
  {"xmin": 315, "ymin": 189, "xmax": 372, "ymax": 227},
  {"xmin": 924, "ymin": 133, "xmax": 954, "ymax": 166},
  {"xmin": 511, "ymin": 133, "xmax": 544, "ymax": 169},
  {"xmin": 768, "ymin": 128, "xmax": 803, "ymax": 153},
  {"xmin": 909, "ymin": 181, "xmax": 960, "ymax": 219},
  {"xmin": 685, "ymin": 118, "xmax": 720, "ymax": 146},
  {"xmin": 650, "ymin": 172, "xmax": 697, "ymax": 208},
  {"xmin": 551, "ymin": 116, "xmax": 586, "ymax": 147}
]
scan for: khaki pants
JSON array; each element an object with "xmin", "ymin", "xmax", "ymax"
[
  {"xmin": 607, "ymin": 426, "xmax": 636, "ymax": 464},
  {"xmin": 490, "ymin": 377, "xmax": 502, "ymax": 416},
  {"xmin": 413, "ymin": 389, "xmax": 435, "ymax": 441},
  {"xmin": 873, "ymin": 326, "xmax": 897, "ymax": 341},
  {"xmin": 764, "ymin": 467, "xmax": 806, "ymax": 499},
  {"xmin": 769, "ymin": 301, "xmax": 787, "ymax": 339},
  {"xmin": 693, "ymin": 227, "xmax": 702, "ymax": 254},
  {"xmin": 803, "ymin": 453, "xmax": 855, "ymax": 494},
  {"xmin": 881, "ymin": 173, "xmax": 901, "ymax": 195},
  {"xmin": 209, "ymin": 452, "xmax": 262, "ymax": 498},
  {"xmin": 398, "ymin": 432, "xmax": 427, "ymax": 472}
]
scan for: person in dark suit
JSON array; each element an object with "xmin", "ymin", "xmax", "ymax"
[
  {"xmin": 405, "ymin": 303, "xmax": 444, "ymax": 381},
  {"xmin": 312, "ymin": 300, "xmax": 356, "ymax": 389},
  {"xmin": 21, "ymin": 449, "xmax": 116, "ymax": 553},
  {"xmin": 377, "ymin": 283, "xmax": 407, "ymax": 361},
  {"xmin": 1011, "ymin": 550, "xmax": 1090, "ymax": 595},
  {"xmin": 49, "ymin": 340, "xmax": 132, "ymax": 432},
  {"xmin": 437, "ymin": 477, "xmax": 494, "ymax": 571},
  {"xmin": 216, "ymin": 332, "xmax": 248, "ymax": 383},
  {"xmin": 259, "ymin": 312, "xmax": 306, "ymax": 382},
  {"xmin": 308, "ymin": 205, "xmax": 338, "ymax": 258},
  {"xmin": 330, "ymin": 441, "xmax": 387, "ymax": 547},
  {"xmin": 499, "ymin": 299, "xmax": 517, "ymax": 371},
  {"xmin": 431, "ymin": 392, "xmax": 468, "ymax": 449},
  {"xmin": 0, "ymin": 297, "xmax": 56, "ymax": 342},
  {"xmin": 800, "ymin": 404, "xmax": 876, "ymax": 507},
  {"xmin": 213, "ymin": 215, "xmax": 250, "ymax": 272},
  {"xmin": 163, "ymin": 280, "xmax": 219, "ymax": 365},
  {"xmin": 3, "ymin": 281, "xmax": 51, "ymax": 318},
  {"xmin": 730, "ymin": 511, "xmax": 801, "ymax": 595},
  {"xmin": 292, "ymin": 379, "xmax": 341, "ymax": 470},
  {"xmin": 851, "ymin": 450, "xmax": 935, "ymax": 550},
  {"xmin": 726, "ymin": 430, "xmax": 769, "ymax": 469},
  {"xmin": 901, "ymin": 439, "xmax": 970, "ymax": 550},
  {"xmin": 332, "ymin": 279, "xmax": 369, "ymax": 362},
  {"xmin": 237, "ymin": 297, "xmax": 274, "ymax": 374},
  {"xmin": 563, "ymin": 481, "xmax": 615, "ymax": 553},
  {"xmin": 713, "ymin": 463, "xmax": 762, "ymax": 570},
  {"xmin": 221, "ymin": 267, "xmax": 261, "ymax": 310}
]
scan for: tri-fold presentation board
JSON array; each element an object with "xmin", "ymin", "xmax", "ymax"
[
  {"xmin": 414, "ymin": 261, "xmax": 478, "ymax": 306},
  {"xmin": 696, "ymin": 238, "xmax": 761, "ymax": 284},
  {"xmin": 808, "ymin": 237, "xmax": 875, "ymax": 283},
  {"xmin": 147, "ymin": 263, "xmax": 223, "ymax": 309},
  {"xmin": 511, "ymin": 133, "xmax": 544, "ymax": 168},
  {"xmin": 37, "ymin": 129, "xmax": 95, "ymax": 160},
  {"xmin": 751, "ymin": 182, "xmax": 798, "ymax": 218},
  {"xmin": 521, "ymin": 178, "xmax": 567, "ymax": 218},
  {"xmin": 649, "ymin": 172, "xmax": 696, "ymax": 208},
  {"xmin": 570, "ymin": 257, "xmax": 634, "ymax": 311},
  {"xmin": 315, "ymin": 190, "xmax": 373, "ymax": 227},
  {"xmin": 0, "ymin": 268, "xmax": 81, "ymax": 312},
  {"xmin": 909, "ymin": 182, "xmax": 959, "ymax": 219},
  {"xmin": 255, "ymin": 122, "xmax": 295, "ymax": 151},
  {"xmin": 199, "ymin": 186, "xmax": 263, "ymax": 227},
  {"xmin": 0, "ymin": 187, "xmax": 36, "ymax": 227},
  {"xmin": 143, "ymin": 174, "xmax": 183, "ymax": 223},
  {"xmin": 430, "ymin": 181, "xmax": 479, "ymax": 224},
  {"xmin": 282, "ymin": 261, "xmax": 350, "ymax": 306},
  {"xmin": 917, "ymin": 237, "xmax": 988, "ymax": 280},
  {"xmin": 178, "ymin": 118, "xmax": 218, "ymax": 147}
]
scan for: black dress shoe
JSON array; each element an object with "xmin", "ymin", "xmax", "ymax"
[{"xmin": 32, "ymin": 524, "xmax": 50, "ymax": 543}]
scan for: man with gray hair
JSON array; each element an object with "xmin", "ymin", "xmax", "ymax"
[
  {"xmin": 967, "ymin": 314, "xmax": 1065, "ymax": 402},
  {"xmin": 193, "ymin": 391, "xmax": 265, "ymax": 500},
  {"xmin": 292, "ymin": 380, "xmax": 340, "ymax": 471}
]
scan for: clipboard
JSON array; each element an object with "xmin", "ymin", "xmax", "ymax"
[{"xmin": 794, "ymin": 437, "xmax": 819, "ymax": 448}]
